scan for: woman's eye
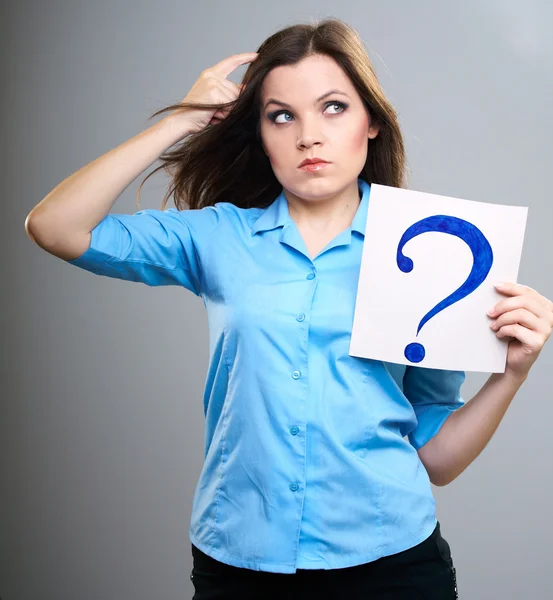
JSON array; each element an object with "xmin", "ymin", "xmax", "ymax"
[
  {"xmin": 273, "ymin": 112, "xmax": 293, "ymax": 124},
  {"xmin": 269, "ymin": 101, "xmax": 347, "ymax": 124},
  {"xmin": 325, "ymin": 102, "xmax": 347, "ymax": 115}
]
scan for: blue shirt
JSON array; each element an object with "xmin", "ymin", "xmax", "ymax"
[{"xmin": 66, "ymin": 176, "xmax": 465, "ymax": 574}]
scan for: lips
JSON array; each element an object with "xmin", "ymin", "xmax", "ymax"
[{"xmin": 298, "ymin": 158, "xmax": 330, "ymax": 168}]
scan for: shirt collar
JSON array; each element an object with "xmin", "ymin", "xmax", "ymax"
[{"xmin": 251, "ymin": 177, "xmax": 371, "ymax": 237}]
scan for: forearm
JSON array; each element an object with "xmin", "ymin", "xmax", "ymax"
[
  {"xmin": 25, "ymin": 114, "xmax": 193, "ymax": 242},
  {"xmin": 429, "ymin": 370, "xmax": 527, "ymax": 486}
]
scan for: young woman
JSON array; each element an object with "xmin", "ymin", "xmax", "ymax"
[{"xmin": 25, "ymin": 17, "xmax": 552, "ymax": 600}]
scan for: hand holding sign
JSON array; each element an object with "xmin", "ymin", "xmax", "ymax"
[
  {"xmin": 349, "ymin": 184, "xmax": 532, "ymax": 373},
  {"xmin": 488, "ymin": 281, "xmax": 553, "ymax": 380}
]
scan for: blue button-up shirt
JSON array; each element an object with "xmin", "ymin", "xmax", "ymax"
[{"xmin": 66, "ymin": 176, "xmax": 465, "ymax": 574}]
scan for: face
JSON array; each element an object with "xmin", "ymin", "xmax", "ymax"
[{"xmin": 259, "ymin": 53, "xmax": 379, "ymax": 204}]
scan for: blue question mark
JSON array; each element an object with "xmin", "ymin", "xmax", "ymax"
[{"xmin": 397, "ymin": 215, "xmax": 494, "ymax": 363}]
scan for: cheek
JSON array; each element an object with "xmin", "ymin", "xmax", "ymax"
[
  {"xmin": 350, "ymin": 122, "xmax": 369, "ymax": 151},
  {"xmin": 260, "ymin": 129, "xmax": 279, "ymax": 161}
]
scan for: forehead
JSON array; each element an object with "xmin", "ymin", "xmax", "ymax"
[{"xmin": 261, "ymin": 54, "xmax": 353, "ymax": 101}]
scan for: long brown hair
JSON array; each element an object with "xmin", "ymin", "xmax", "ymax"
[{"xmin": 138, "ymin": 17, "xmax": 407, "ymax": 211}]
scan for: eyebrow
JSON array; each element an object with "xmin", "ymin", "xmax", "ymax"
[{"xmin": 263, "ymin": 89, "xmax": 350, "ymax": 111}]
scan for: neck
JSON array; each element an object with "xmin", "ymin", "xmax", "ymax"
[{"xmin": 285, "ymin": 180, "xmax": 361, "ymax": 231}]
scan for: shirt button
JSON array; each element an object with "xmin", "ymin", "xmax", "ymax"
[
  {"xmin": 306, "ymin": 273, "xmax": 315, "ymax": 280},
  {"xmin": 289, "ymin": 482, "xmax": 299, "ymax": 492},
  {"xmin": 290, "ymin": 426, "xmax": 299, "ymax": 435},
  {"xmin": 296, "ymin": 313, "xmax": 305, "ymax": 322},
  {"xmin": 292, "ymin": 370, "xmax": 301, "ymax": 379}
]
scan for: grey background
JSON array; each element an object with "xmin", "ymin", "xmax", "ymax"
[{"xmin": 3, "ymin": 1, "xmax": 552, "ymax": 598}]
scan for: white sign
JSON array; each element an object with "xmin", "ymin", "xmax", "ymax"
[{"xmin": 350, "ymin": 184, "xmax": 528, "ymax": 373}]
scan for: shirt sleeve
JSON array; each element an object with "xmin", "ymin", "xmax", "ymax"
[
  {"xmin": 64, "ymin": 206, "xmax": 221, "ymax": 296},
  {"xmin": 402, "ymin": 366, "xmax": 466, "ymax": 450}
]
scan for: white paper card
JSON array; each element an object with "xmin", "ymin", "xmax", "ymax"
[{"xmin": 349, "ymin": 184, "xmax": 528, "ymax": 373}]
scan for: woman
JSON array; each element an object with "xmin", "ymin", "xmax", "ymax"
[{"xmin": 25, "ymin": 17, "xmax": 552, "ymax": 600}]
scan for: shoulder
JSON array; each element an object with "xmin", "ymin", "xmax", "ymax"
[
  {"xmin": 171, "ymin": 201, "xmax": 266, "ymax": 238},
  {"xmin": 213, "ymin": 201, "xmax": 265, "ymax": 223}
]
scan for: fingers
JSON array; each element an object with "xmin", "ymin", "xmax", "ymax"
[
  {"xmin": 212, "ymin": 52, "xmax": 259, "ymax": 79},
  {"xmin": 212, "ymin": 79, "xmax": 242, "ymax": 120},
  {"xmin": 212, "ymin": 79, "xmax": 247, "ymax": 122},
  {"xmin": 217, "ymin": 77, "xmax": 242, "ymax": 97},
  {"xmin": 206, "ymin": 54, "xmax": 254, "ymax": 125}
]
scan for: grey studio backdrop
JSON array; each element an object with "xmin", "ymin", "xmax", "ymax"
[{"xmin": 2, "ymin": 1, "xmax": 552, "ymax": 599}]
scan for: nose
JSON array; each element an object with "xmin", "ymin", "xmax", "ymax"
[
  {"xmin": 296, "ymin": 116, "xmax": 324, "ymax": 149},
  {"xmin": 297, "ymin": 135, "xmax": 323, "ymax": 149}
]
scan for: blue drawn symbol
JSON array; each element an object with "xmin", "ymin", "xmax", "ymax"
[{"xmin": 397, "ymin": 215, "xmax": 494, "ymax": 363}]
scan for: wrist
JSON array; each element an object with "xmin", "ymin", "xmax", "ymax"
[
  {"xmin": 499, "ymin": 368, "xmax": 529, "ymax": 387},
  {"xmin": 159, "ymin": 113, "xmax": 194, "ymax": 142}
]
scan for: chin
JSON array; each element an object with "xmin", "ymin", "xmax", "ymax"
[{"xmin": 292, "ymin": 177, "xmax": 335, "ymax": 192}]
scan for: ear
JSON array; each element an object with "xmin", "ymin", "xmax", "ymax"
[{"xmin": 368, "ymin": 122, "xmax": 380, "ymax": 139}]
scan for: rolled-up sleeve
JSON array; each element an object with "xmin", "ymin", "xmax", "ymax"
[
  {"xmin": 402, "ymin": 366, "xmax": 466, "ymax": 450},
  {"xmin": 64, "ymin": 206, "xmax": 220, "ymax": 296}
]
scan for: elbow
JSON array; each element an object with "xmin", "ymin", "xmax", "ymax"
[
  {"xmin": 25, "ymin": 213, "xmax": 41, "ymax": 244},
  {"xmin": 25, "ymin": 213, "xmax": 45, "ymax": 248},
  {"xmin": 25, "ymin": 210, "xmax": 53, "ymax": 246},
  {"xmin": 431, "ymin": 469, "xmax": 456, "ymax": 487}
]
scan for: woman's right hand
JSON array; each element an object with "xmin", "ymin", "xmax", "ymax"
[{"xmin": 173, "ymin": 52, "xmax": 259, "ymax": 134}]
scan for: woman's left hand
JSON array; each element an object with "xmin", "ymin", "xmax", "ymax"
[{"xmin": 488, "ymin": 282, "xmax": 553, "ymax": 380}]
